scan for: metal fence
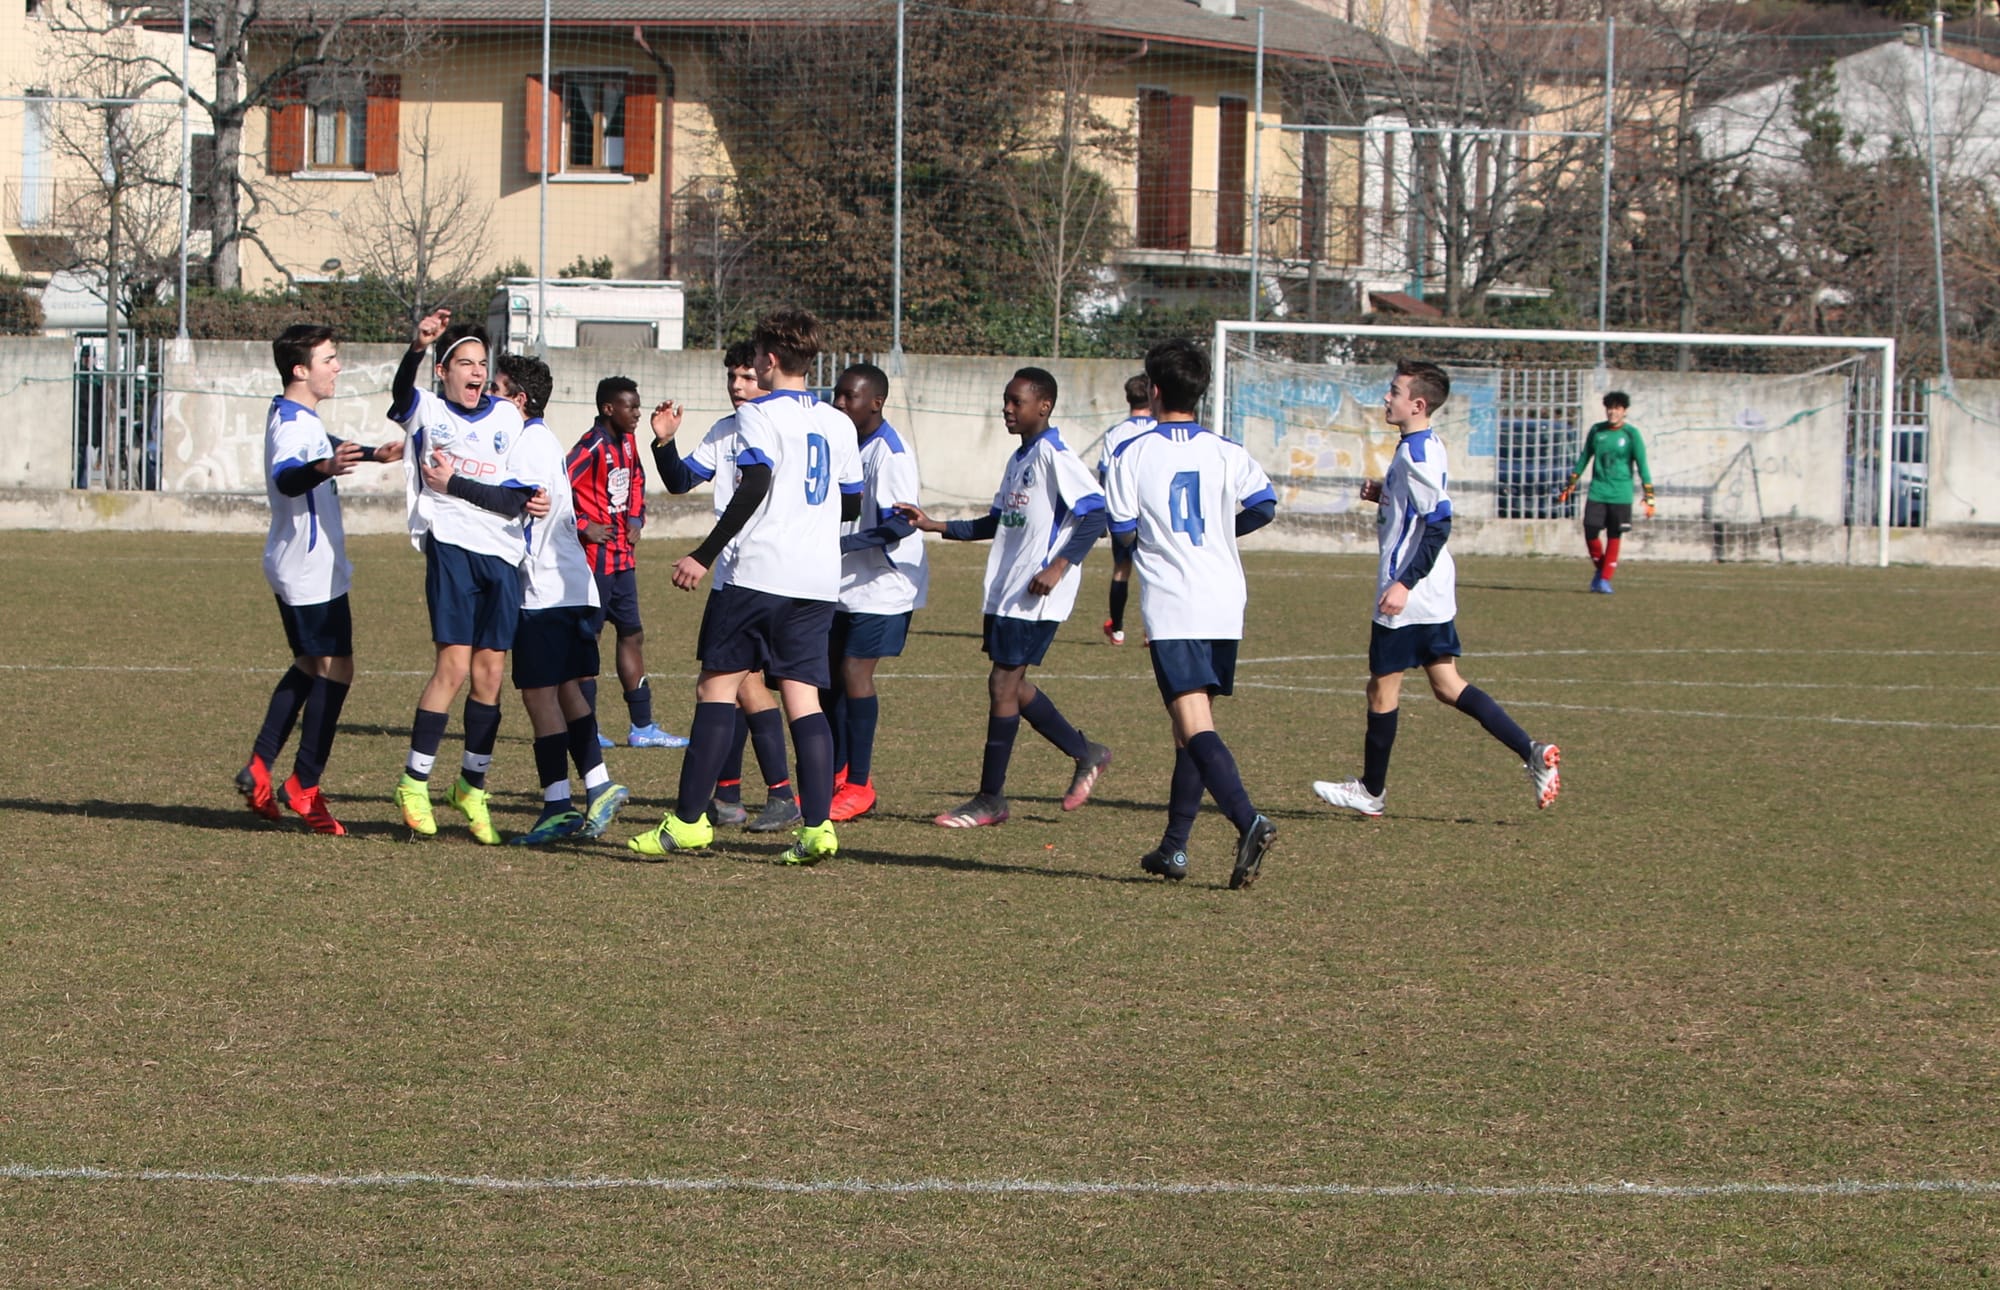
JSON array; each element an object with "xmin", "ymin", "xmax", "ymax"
[{"xmin": 72, "ymin": 334, "xmax": 163, "ymax": 492}]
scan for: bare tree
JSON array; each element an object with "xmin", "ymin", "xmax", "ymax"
[
  {"xmin": 340, "ymin": 98, "xmax": 491, "ymax": 322},
  {"xmin": 47, "ymin": 0, "xmax": 424, "ymax": 290}
]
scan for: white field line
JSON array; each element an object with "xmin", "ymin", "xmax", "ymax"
[{"xmin": 3, "ymin": 1163, "xmax": 1996, "ymax": 1201}]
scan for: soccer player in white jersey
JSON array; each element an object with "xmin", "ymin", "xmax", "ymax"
[
  {"xmin": 628, "ymin": 307, "xmax": 863, "ymax": 865},
  {"xmin": 1106, "ymin": 339, "xmax": 1278, "ymax": 888},
  {"xmin": 826, "ymin": 361, "xmax": 928, "ymax": 822},
  {"xmin": 1097, "ymin": 372, "xmax": 1154, "ymax": 646},
  {"xmin": 238, "ymin": 323, "xmax": 403, "ymax": 835},
  {"xmin": 490, "ymin": 354, "xmax": 631, "ymax": 847},
  {"xmin": 648, "ymin": 339, "xmax": 799, "ymax": 833},
  {"xmin": 388, "ymin": 308, "xmax": 546, "ymax": 844},
  {"xmin": 1312, "ymin": 359, "xmax": 1562, "ymax": 818},
  {"xmin": 898, "ymin": 367, "xmax": 1111, "ymax": 828}
]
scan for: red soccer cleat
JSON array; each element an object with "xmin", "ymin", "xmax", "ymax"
[
  {"xmin": 282, "ymin": 775, "xmax": 348, "ymax": 836},
  {"xmin": 829, "ymin": 779, "xmax": 877, "ymax": 822},
  {"xmin": 236, "ymin": 755, "xmax": 283, "ymax": 822}
]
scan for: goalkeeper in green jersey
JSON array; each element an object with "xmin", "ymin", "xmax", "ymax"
[{"xmin": 1560, "ymin": 391, "xmax": 1654, "ymax": 594}]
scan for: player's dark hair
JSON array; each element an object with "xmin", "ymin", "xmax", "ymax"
[
  {"xmin": 723, "ymin": 338, "xmax": 757, "ymax": 369},
  {"xmin": 595, "ymin": 375, "xmax": 639, "ymax": 414},
  {"xmin": 1013, "ymin": 366, "xmax": 1059, "ymax": 407},
  {"xmin": 497, "ymin": 353, "xmax": 554, "ymax": 417},
  {"xmin": 842, "ymin": 362, "xmax": 889, "ymax": 402},
  {"xmin": 1603, "ymin": 390, "xmax": 1631, "ymax": 410},
  {"xmin": 1123, "ymin": 372, "xmax": 1152, "ymax": 409},
  {"xmin": 751, "ymin": 307, "xmax": 823, "ymax": 377},
  {"xmin": 273, "ymin": 323, "xmax": 335, "ymax": 384},
  {"xmin": 433, "ymin": 322, "xmax": 490, "ymax": 367},
  {"xmin": 1395, "ymin": 358, "xmax": 1451, "ymax": 413},
  {"xmin": 1144, "ymin": 339, "xmax": 1209, "ymax": 413}
]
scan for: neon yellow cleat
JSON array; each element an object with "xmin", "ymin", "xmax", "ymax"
[
  {"xmin": 446, "ymin": 776, "xmax": 501, "ymax": 845},
  {"xmin": 626, "ymin": 811, "xmax": 714, "ymax": 858},
  {"xmin": 395, "ymin": 773, "xmax": 437, "ymax": 836},
  {"xmin": 784, "ymin": 820, "xmax": 839, "ymax": 867}
]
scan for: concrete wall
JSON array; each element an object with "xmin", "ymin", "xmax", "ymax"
[{"xmin": 8, "ymin": 338, "xmax": 2000, "ymax": 567}]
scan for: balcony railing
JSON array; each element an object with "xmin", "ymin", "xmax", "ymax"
[{"xmin": 1112, "ymin": 187, "xmax": 1408, "ymax": 273}]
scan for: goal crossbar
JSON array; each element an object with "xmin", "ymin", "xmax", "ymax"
[{"xmin": 1210, "ymin": 320, "xmax": 1898, "ymax": 568}]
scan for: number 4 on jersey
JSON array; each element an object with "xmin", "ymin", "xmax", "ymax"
[{"xmin": 1169, "ymin": 470, "xmax": 1205, "ymax": 546}]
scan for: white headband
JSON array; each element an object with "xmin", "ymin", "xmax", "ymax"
[{"xmin": 438, "ymin": 335, "xmax": 482, "ymax": 364}]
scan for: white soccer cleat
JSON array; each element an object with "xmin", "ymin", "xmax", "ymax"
[
  {"xmin": 1526, "ymin": 741, "xmax": 1562, "ymax": 809},
  {"xmin": 1312, "ymin": 778, "xmax": 1384, "ymax": 818}
]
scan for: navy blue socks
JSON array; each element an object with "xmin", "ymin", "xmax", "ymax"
[
  {"xmin": 676, "ymin": 701, "xmax": 741, "ymax": 824},
  {"xmin": 790, "ymin": 712, "xmax": 836, "ymax": 827},
  {"xmin": 1362, "ymin": 708, "xmax": 1398, "ymax": 798},
  {"xmin": 1021, "ymin": 691, "xmax": 1088, "ymax": 760},
  {"xmin": 1162, "ymin": 746, "xmax": 1203, "ymax": 851},
  {"xmin": 747, "ymin": 707, "xmax": 793, "ymax": 800},
  {"xmin": 566, "ymin": 713, "xmax": 605, "ymax": 779},
  {"xmin": 980, "ymin": 714, "xmax": 1022, "ymax": 797},
  {"xmin": 625, "ymin": 681, "xmax": 653, "ymax": 730},
  {"xmin": 1455, "ymin": 685, "xmax": 1533, "ymax": 762},
  {"xmin": 459, "ymin": 700, "xmax": 502, "ymax": 789},
  {"xmin": 845, "ymin": 695, "xmax": 881, "ymax": 786},
  {"xmin": 290, "ymin": 677, "xmax": 349, "ymax": 790},
  {"xmin": 1108, "ymin": 580, "xmax": 1130, "ymax": 632},
  {"xmin": 254, "ymin": 666, "xmax": 315, "ymax": 764},
  {"xmin": 405, "ymin": 708, "xmax": 450, "ymax": 780},
  {"xmin": 1186, "ymin": 730, "xmax": 1257, "ymax": 833}
]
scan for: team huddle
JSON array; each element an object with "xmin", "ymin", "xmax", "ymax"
[{"xmin": 240, "ymin": 307, "xmax": 1566, "ymax": 888}]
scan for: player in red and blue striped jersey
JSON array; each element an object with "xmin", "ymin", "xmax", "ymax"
[{"xmin": 566, "ymin": 378, "xmax": 685, "ymax": 749}]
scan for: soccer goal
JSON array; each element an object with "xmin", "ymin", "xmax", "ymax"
[{"xmin": 1210, "ymin": 321, "xmax": 1902, "ymax": 568}]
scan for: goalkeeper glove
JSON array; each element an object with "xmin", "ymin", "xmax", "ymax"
[
  {"xmin": 1642, "ymin": 484, "xmax": 1656, "ymax": 518},
  {"xmin": 1558, "ymin": 474, "xmax": 1578, "ymax": 504}
]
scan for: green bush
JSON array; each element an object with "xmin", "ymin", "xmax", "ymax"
[{"xmin": 0, "ymin": 276, "xmax": 45, "ymax": 335}]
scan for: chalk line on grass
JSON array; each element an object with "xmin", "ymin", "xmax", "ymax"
[{"xmin": 4, "ymin": 1163, "xmax": 1997, "ymax": 1201}]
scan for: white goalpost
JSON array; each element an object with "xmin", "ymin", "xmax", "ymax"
[{"xmin": 1210, "ymin": 320, "xmax": 1899, "ymax": 568}]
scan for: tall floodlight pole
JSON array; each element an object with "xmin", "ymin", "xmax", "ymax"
[
  {"xmin": 1246, "ymin": 8, "xmax": 1264, "ymax": 351},
  {"xmin": 1921, "ymin": 14, "xmax": 1952, "ymax": 393},
  {"xmin": 891, "ymin": 0, "xmax": 907, "ymax": 363},
  {"xmin": 177, "ymin": 0, "xmax": 191, "ymax": 343},
  {"xmin": 537, "ymin": 0, "xmax": 551, "ymax": 352},
  {"xmin": 1596, "ymin": 16, "xmax": 1614, "ymax": 376}
]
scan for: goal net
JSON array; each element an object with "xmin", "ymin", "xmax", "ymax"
[{"xmin": 1210, "ymin": 321, "xmax": 1905, "ymax": 567}]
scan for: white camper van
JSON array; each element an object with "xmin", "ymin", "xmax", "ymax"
[{"xmin": 487, "ymin": 278, "xmax": 686, "ymax": 352}]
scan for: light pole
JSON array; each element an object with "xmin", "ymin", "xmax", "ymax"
[{"xmin": 1909, "ymin": 13, "xmax": 1952, "ymax": 393}]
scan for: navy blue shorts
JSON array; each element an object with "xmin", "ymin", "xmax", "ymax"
[
  {"xmin": 590, "ymin": 567, "xmax": 643, "ymax": 636},
  {"xmin": 1369, "ymin": 619, "xmax": 1463, "ymax": 675},
  {"xmin": 831, "ymin": 610, "xmax": 911, "ymax": 661},
  {"xmin": 1149, "ymin": 638, "xmax": 1238, "ymax": 702},
  {"xmin": 1111, "ymin": 528, "xmax": 1137, "ymax": 563},
  {"xmin": 424, "ymin": 536, "xmax": 523, "ymax": 651},
  {"xmin": 513, "ymin": 605, "xmax": 601, "ymax": 690},
  {"xmin": 697, "ymin": 584, "xmax": 835, "ymax": 688},
  {"xmin": 983, "ymin": 614, "xmax": 1060, "ymax": 669},
  {"xmin": 276, "ymin": 593, "xmax": 353, "ymax": 659}
]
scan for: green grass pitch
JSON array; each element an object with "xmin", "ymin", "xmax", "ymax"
[{"xmin": 2, "ymin": 531, "xmax": 1997, "ymax": 1285}]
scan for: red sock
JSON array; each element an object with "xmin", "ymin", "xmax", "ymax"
[
  {"xmin": 1602, "ymin": 537, "xmax": 1621, "ymax": 582},
  {"xmin": 1586, "ymin": 537, "xmax": 1605, "ymax": 574}
]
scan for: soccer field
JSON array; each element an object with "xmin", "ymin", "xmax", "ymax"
[{"xmin": 2, "ymin": 531, "xmax": 1996, "ymax": 1284}]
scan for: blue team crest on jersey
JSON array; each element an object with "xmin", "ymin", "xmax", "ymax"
[
  {"xmin": 492, "ymin": 427, "xmax": 510, "ymax": 455},
  {"xmin": 1021, "ymin": 466, "xmax": 1034, "ymax": 487}
]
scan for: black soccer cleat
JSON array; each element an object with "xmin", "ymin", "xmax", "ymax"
[{"xmin": 1229, "ymin": 814, "xmax": 1276, "ymax": 890}]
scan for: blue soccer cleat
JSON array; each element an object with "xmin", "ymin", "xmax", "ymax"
[{"xmin": 627, "ymin": 723, "xmax": 690, "ymax": 749}]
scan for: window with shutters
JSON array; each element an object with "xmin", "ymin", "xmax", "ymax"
[
  {"xmin": 564, "ymin": 73, "xmax": 627, "ymax": 172},
  {"xmin": 306, "ymin": 72, "xmax": 367, "ymax": 171}
]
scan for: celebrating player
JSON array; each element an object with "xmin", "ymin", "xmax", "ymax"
[
  {"xmin": 1559, "ymin": 390, "xmax": 1655, "ymax": 594},
  {"xmin": 389, "ymin": 308, "xmax": 546, "ymax": 844},
  {"xmin": 648, "ymin": 340, "xmax": 800, "ymax": 833},
  {"xmin": 1105, "ymin": 339, "xmax": 1278, "ymax": 888},
  {"xmin": 567, "ymin": 376, "xmax": 685, "ymax": 746},
  {"xmin": 1312, "ymin": 359, "xmax": 1561, "ymax": 819},
  {"xmin": 1097, "ymin": 372, "xmax": 1154, "ymax": 645},
  {"xmin": 826, "ymin": 361, "xmax": 928, "ymax": 822},
  {"xmin": 898, "ymin": 367, "xmax": 1110, "ymax": 829},
  {"xmin": 492, "ymin": 354, "xmax": 631, "ymax": 846},
  {"xmin": 237, "ymin": 323, "xmax": 402, "ymax": 835},
  {"xmin": 628, "ymin": 307, "xmax": 862, "ymax": 865}
]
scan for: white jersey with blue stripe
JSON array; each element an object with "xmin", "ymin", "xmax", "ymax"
[
  {"xmin": 1097, "ymin": 413, "xmax": 1156, "ymax": 481},
  {"xmin": 1375, "ymin": 428, "xmax": 1456, "ymax": 628},
  {"xmin": 726, "ymin": 389, "xmax": 864, "ymax": 603},
  {"xmin": 1104, "ymin": 421, "xmax": 1274, "ymax": 642},
  {"xmin": 685, "ymin": 411, "xmax": 746, "ymax": 588},
  {"xmin": 982, "ymin": 427, "xmax": 1104, "ymax": 624},
  {"xmin": 839, "ymin": 421, "xmax": 928, "ymax": 615},
  {"xmin": 395, "ymin": 387, "xmax": 531, "ymax": 562},
  {"xmin": 262, "ymin": 396, "xmax": 351, "ymax": 606},
  {"xmin": 513, "ymin": 418, "xmax": 601, "ymax": 612}
]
